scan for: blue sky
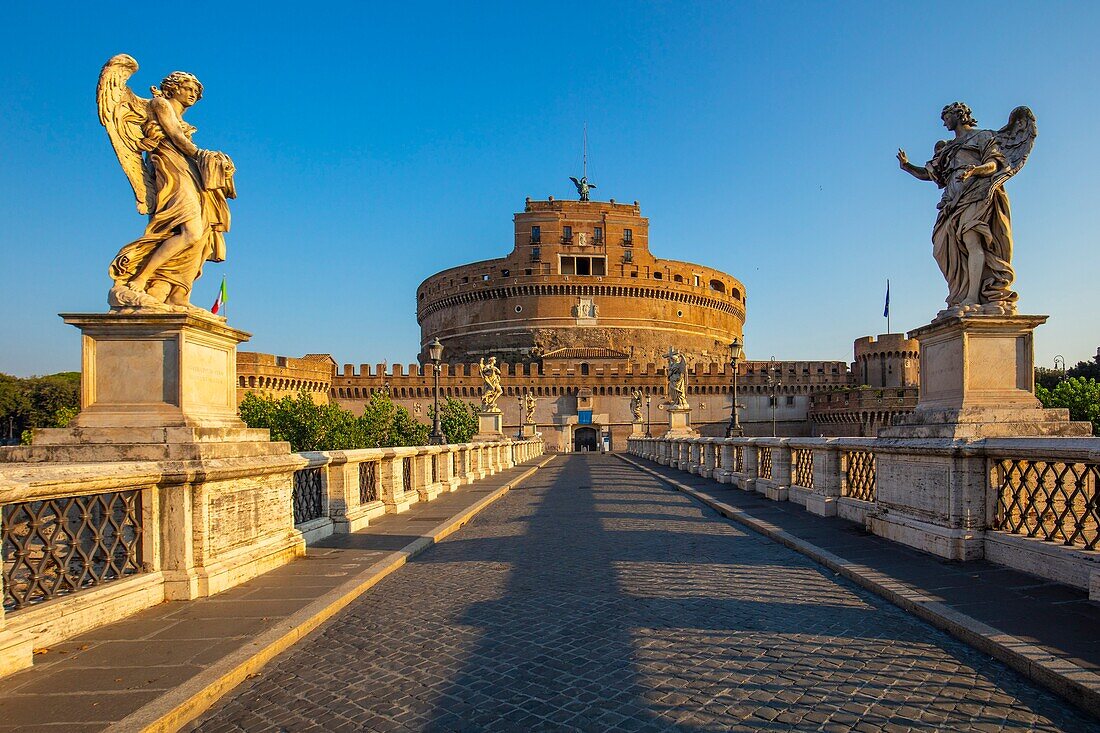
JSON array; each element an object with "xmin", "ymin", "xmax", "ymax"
[{"xmin": 1, "ymin": 1, "xmax": 1098, "ymax": 376}]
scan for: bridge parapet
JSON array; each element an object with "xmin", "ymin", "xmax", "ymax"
[
  {"xmin": 628, "ymin": 434, "xmax": 1100, "ymax": 601},
  {"xmin": 0, "ymin": 437, "xmax": 544, "ymax": 678}
]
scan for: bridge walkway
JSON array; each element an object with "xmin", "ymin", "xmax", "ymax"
[{"xmin": 191, "ymin": 453, "xmax": 1097, "ymax": 732}]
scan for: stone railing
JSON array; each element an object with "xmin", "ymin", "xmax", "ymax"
[
  {"xmin": 627, "ymin": 435, "xmax": 1100, "ymax": 600},
  {"xmin": 0, "ymin": 438, "xmax": 543, "ymax": 676}
]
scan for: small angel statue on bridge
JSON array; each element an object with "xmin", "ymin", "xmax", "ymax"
[
  {"xmin": 629, "ymin": 389, "xmax": 644, "ymax": 422},
  {"xmin": 897, "ymin": 103, "xmax": 1036, "ymax": 319},
  {"xmin": 479, "ymin": 357, "xmax": 503, "ymax": 413},
  {"xmin": 523, "ymin": 392, "xmax": 537, "ymax": 424},
  {"xmin": 664, "ymin": 348, "xmax": 690, "ymax": 410},
  {"xmin": 97, "ymin": 54, "xmax": 236, "ymax": 314}
]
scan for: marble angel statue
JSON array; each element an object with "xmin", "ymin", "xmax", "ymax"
[
  {"xmin": 897, "ymin": 103, "xmax": 1037, "ymax": 318},
  {"xmin": 97, "ymin": 54, "xmax": 236, "ymax": 313},
  {"xmin": 629, "ymin": 389, "xmax": 643, "ymax": 422},
  {"xmin": 665, "ymin": 348, "xmax": 690, "ymax": 409},
  {"xmin": 523, "ymin": 392, "xmax": 537, "ymax": 424},
  {"xmin": 479, "ymin": 357, "xmax": 503, "ymax": 412}
]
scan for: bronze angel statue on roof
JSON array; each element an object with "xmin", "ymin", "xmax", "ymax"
[
  {"xmin": 97, "ymin": 54, "xmax": 236, "ymax": 314},
  {"xmin": 569, "ymin": 175, "xmax": 596, "ymax": 202},
  {"xmin": 897, "ymin": 103, "xmax": 1037, "ymax": 319}
]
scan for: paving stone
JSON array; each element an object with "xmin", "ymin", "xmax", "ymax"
[{"xmin": 192, "ymin": 455, "xmax": 1100, "ymax": 732}]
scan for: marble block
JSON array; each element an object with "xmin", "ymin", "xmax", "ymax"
[
  {"xmin": 663, "ymin": 407, "xmax": 698, "ymax": 438},
  {"xmin": 880, "ymin": 314, "xmax": 1091, "ymax": 439},
  {"xmin": 472, "ymin": 411, "xmax": 505, "ymax": 442}
]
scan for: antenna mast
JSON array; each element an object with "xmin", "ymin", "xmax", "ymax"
[{"xmin": 583, "ymin": 122, "xmax": 588, "ymax": 179}]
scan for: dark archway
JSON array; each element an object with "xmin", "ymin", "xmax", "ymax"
[{"xmin": 573, "ymin": 427, "xmax": 598, "ymax": 452}]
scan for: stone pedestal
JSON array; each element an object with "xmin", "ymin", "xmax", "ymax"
[
  {"xmin": 630, "ymin": 419, "xmax": 645, "ymax": 438},
  {"xmin": 4, "ymin": 312, "xmax": 289, "ymax": 462},
  {"xmin": 521, "ymin": 422, "xmax": 537, "ymax": 439},
  {"xmin": 472, "ymin": 411, "xmax": 506, "ymax": 442},
  {"xmin": 879, "ymin": 314, "xmax": 1091, "ymax": 439},
  {"xmin": 662, "ymin": 407, "xmax": 698, "ymax": 438}
]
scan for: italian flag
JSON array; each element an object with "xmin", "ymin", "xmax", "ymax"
[{"xmin": 211, "ymin": 276, "xmax": 228, "ymax": 315}]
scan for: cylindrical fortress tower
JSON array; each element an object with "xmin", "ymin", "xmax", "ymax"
[
  {"xmin": 416, "ymin": 197, "xmax": 746, "ymax": 365},
  {"xmin": 853, "ymin": 333, "xmax": 920, "ymax": 388}
]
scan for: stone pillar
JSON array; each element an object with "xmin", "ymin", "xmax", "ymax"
[
  {"xmin": 880, "ymin": 315, "xmax": 1090, "ymax": 439},
  {"xmin": 473, "ymin": 411, "xmax": 506, "ymax": 442},
  {"xmin": 663, "ymin": 407, "xmax": 698, "ymax": 439},
  {"xmin": 716, "ymin": 442, "xmax": 735, "ymax": 484},
  {"xmin": 521, "ymin": 423, "xmax": 537, "ymax": 439},
  {"xmin": 805, "ymin": 442, "xmax": 842, "ymax": 517},
  {"xmin": 742, "ymin": 439, "xmax": 759, "ymax": 492},
  {"xmin": 630, "ymin": 419, "xmax": 645, "ymax": 438},
  {"xmin": 9, "ymin": 313, "xmax": 289, "ymax": 462}
]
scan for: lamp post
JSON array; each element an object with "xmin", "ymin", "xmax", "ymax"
[
  {"xmin": 1054, "ymin": 354, "xmax": 1066, "ymax": 377},
  {"xmin": 726, "ymin": 337, "xmax": 744, "ymax": 437},
  {"xmin": 428, "ymin": 338, "xmax": 445, "ymax": 445},
  {"xmin": 767, "ymin": 356, "xmax": 783, "ymax": 437},
  {"xmin": 645, "ymin": 395, "xmax": 652, "ymax": 438}
]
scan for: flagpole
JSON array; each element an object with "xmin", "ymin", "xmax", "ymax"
[{"xmin": 886, "ymin": 279, "xmax": 890, "ymax": 334}]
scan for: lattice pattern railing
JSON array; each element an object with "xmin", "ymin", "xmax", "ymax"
[
  {"xmin": 359, "ymin": 461, "xmax": 379, "ymax": 504},
  {"xmin": 842, "ymin": 449, "xmax": 876, "ymax": 502},
  {"xmin": 292, "ymin": 467, "xmax": 325, "ymax": 524},
  {"xmin": 431, "ymin": 455, "xmax": 438, "ymax": 484},
  {"xmin": 2, "ymin": 490, "xmax": 144, "ymax": 612},
  {"xmin": 713, "ymin": 445, "xmax": 722, "ymax": 470},
  {"xmin": 793, "ymin": 448, "xmax": 814, "ymax": 489},
  {"xmin": 402, "ymin": 457, "xmax": 413, "ymax": 494},
  {"xmin": 757, "ymin": 446, "xmax": 773, "ymax": 480},
  {"xmin": 733, "ymin": 445, "xmax": 744, "ymax": 473},
  {"xmin": 991, "ymin": 459, "xmax": 1099, "ymax": 550},
  {"xmin": 453, "ymin": 450, "xmax": 462, "ymax": 477}
]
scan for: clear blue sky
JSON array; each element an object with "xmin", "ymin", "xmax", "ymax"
[{"xmin": 2, "ymin": 2, "xmax": 1098, "ymax": 376}]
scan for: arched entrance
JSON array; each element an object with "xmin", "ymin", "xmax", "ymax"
[{"xmin": 573, "ymin": 426, "xmax": 598, "ymax": 452}]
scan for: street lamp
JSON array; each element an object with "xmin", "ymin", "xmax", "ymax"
[
  {"xmin": 428, "ymin": 338, "xmax": 445, "ymax": 445},
  {"xmin": 767, "ymin": 356, "xmax": 783, "ymax": 437},
  {"xmin": 645, "ymin": 395, "xmax": 652, "ymax": 438},
  {"xmin": 1054, "ymin": 354, "xmax": 1066, "ymax": 376},
  {"xmin": 726, "ymin": 337, "xmax": 744, "ymax": 437}
]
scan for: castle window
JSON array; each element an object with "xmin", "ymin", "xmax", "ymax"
[
  {"xmin": 709, "ymin": 279, "xmax": 726, "ymax": 293},
  {"xmin": 786, "ymin": 395, "xmax": 795, "ymax": 406},
  {"xmin": 502, "ymin": 268, "xmax": 510, "ymax": 277},
  {"xmin": 531, "ymin": 226, "xmax": 541, "ymax": 243},
  {"xmin": 580, "ymin": 363, "xmax": 590, "ymax": 376},
  {"xmin": 673, "ymin": 274, "xmax": 684, "ymax": 283},
  {"xmin": 562, "ymin": 225, "xmax": 573, "ymax": 243},
  {"xmin": 594, "ymin": 226, "xmax": 603, "ymax": 243},
  {"xmin": 531, "ymin": 246, "xmax": 541, "ymax": 262},
  {"xmin": 693, "ymin": 275, "xmax": 701, "ymax": 287},
  {"xmin": 732, "ymin": 288, "xmax": 741, "ymax": 300},
  {"xmin": 623, "ymin": 228, "xmax": 633, "ymax": 245},
  {"xmin": 653, "ymin": 271, "xmax": 662, "ymax": 279},
  {"xmin": 524, "ymin": 268, "xmax": 532, "ymax": 276},
  {"xmin": 482, "ymin": 274, "xmax": 490, "ymax": 281}
]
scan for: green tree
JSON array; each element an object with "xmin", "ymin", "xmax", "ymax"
[
  {"xmin": 0, "ymin": 371, "xmax": 81, "ymax": 444},
  {"xmin": 1036, "ymin": 377, "xmax": 1100, "ymax": 436},
  {"xmin": 238, "ymin": 390, "xmax": 430, "ymax": 451},
  {"xmin": 1034, "ymin": 366, "xmax": 1064, "ymax": 391},
  {"xmin": 1067, "ymin": 357, "xmax": 1100, "ymax": 382},
  {"xmin": 429, "ymin": 396, "xmax": 478, "ymax": 443}
]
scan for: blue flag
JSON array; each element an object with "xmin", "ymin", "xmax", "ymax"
[{"xmin": 883, "ymin": 280, "xmax": 890, "ymax": 318}]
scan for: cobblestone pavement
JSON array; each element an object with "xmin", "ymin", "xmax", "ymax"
[{"xmin": 193, "ymin": 454, "xmax": 1099, "ymax": 732}]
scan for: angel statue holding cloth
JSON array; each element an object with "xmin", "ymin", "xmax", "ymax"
[
  {"xmin": 897, "ymin": 102, "xmax": 1037, "ymax": 319},
  {"xmin": 97, "ymin": 54, "xmax": 236, "ymax": 314}
]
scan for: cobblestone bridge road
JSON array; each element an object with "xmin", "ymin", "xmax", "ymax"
[{"xmin": 194, "ymin": 454, "xmax": 1099, "ymax": 732}]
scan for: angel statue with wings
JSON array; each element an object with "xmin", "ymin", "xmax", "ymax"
[
  {"xmin": 97, "ymin": 54, "xmax": 236, "ymax": 313},
  {"xmin": 629, "ymin": 389, "xmax": 644, "ymax": 422},
  {"xmin": 664, "ymin": 348, "xmax": 690, "ymax": 410},
  {"xmin": 897, "ymin": 103, "xmax": 1037, "ymax": 319},
  {"xmin": 569, "ymin": 175, "xmax": 596, "ymax": 202},
  {"xmin": 523, "ymin": 392, "xmax": 537, "ymax": 424},
  {"xmin": 479, "ymin": 357, "xmax": 503, "ymax": 413}
]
